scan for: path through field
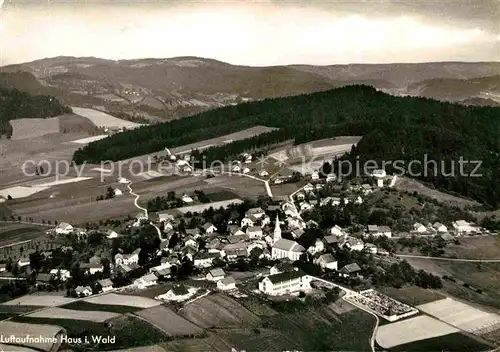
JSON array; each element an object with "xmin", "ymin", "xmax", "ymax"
[{"xmin": 127, "ymin": 181, "xmax": 163, "ymax": 239}]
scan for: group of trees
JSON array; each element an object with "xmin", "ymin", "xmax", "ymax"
[
  {"xmin": 72, "ymin": 85, "xmax": 500, "ymax": 207},
  {"xmin": 96, "ymin": 187, "xmax": 116, "ymax": 201},
  {"xmin": 0, "ymin": 88, "xmax": 71, "ymax": 138}
]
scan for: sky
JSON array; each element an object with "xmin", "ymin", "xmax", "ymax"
[{"xmin": 0, "ymin": 0, "xmax": 499, "ymax": 66}]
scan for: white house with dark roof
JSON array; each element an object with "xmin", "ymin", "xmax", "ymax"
[
  {"xmin": 75, "ymin": 286, "xmax": 92, "ymax": 297},
  {"xmin": 55, "ymin": 222, "xmax": 73, "ymax": 235},
  {"xmin": 339, "ymin": 263, "xmax": 362, "ymax": 277},
  {"xmin": 452, "ymin": 220, "xmax": 478, "ymax": 234},
  {"xmin": 315, "ymin": 254, "xmax": 338, "ymax": 270},
  {"xmin": 106, "ymin": 229, "xmax": 119, "ymax": 239},
  {"xmin": 98, "ymin": 278, "xmax": 114, "ymax": 293},
  {"xmin": 413, "ymin": 222, "xmax": 427, "ymax": 233},
  {"xmin": 246, "ymin": 207, "xmax": 265, "ymax": 219},
  {"xmin": 194, "ymin": 252, "xmax": 221, "ymax": 268},
  {"xmin": 272, "ymin": 239, "xmax": 305, "ymax": 261},
  {"xmin": 246, "ymin": 226, "xmax": 263, "ymax": 239},
  {"xmin": 217, "ymin": 276, "xmax": 236, "ymax": 291},
  {"xmin": 202, "ymin": 222, "xmax": 218, "ymax": 234},
  {"xmin": 433, "ymin": 222, "xmax": 448, "ymax": 233},
  {"xmin": 240, "ymin": 216, "xmax": 255, "ymax": 228},
  {"xmin": 366, "ymin": 225, "xmax": 392, "ymax": 238},
  {"xmin": 158, "ymin": 212, "xmax": 175, "ymax": 223},
  {"xmin": 134, "ymin": 273, "xmax": 157, "ymax": 289},
  {"xmin": 307, "ymin": 238, "xmax": 325, "ymax": 254},
  {"xmin": 344, "ymin": 237, "xmax": 365, "ymax": 251},
  {"xmin": 157, "ymin": 284, "xmax": 194, "ymax": 302},
  {"xmin": 330, "ymin": 225, "xmax": 346, "ymax": 237},
  {"xmin": 206, "ymin": 268, "xmax": 225, "ymax": 281},
  {"xmin": 258, "ymin": 269, "xmax": 311, "ymax": 296}
]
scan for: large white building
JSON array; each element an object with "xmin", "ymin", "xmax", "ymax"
[
  {"xmin": 258, "ymin": 269, "xmax": 311, "ymax": 296},
  {"xmin": 55, "ymin": 222, "xmax": 73, "ymax": 235},
  {"xmin": 452, "ymin": 220, "xmax": 479, "ymax": 234}
]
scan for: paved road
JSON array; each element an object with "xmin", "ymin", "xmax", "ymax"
[{"xmin": 396, "ymin": 254, "xmax": 500, "ymax": 262}]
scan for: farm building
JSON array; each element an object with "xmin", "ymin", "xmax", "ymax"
[
  {"xmin": 315, "ymin": 253, "xmax": 338, "ymax": 270},
  {"xmin": 194, "ymin": 252, "xmax": 221, "ymax": 268},
  {"xmin": 157, "ymin": 284, "xmax": 193, "ymax": 302},
  {"xmin": 75, "ymin": 285, "xmax": 92, "ymax": 297},
  {"xmin": 206, "ymin": 268, "xmax": 225, "ymax": 282},
  {"xmin": 98, "ymin": 278, "xmax": 114, "ymax": 293},
  {"xmin": 114, "ymin": 249, "xmax": 140, "ymax": 266},
  {"xmin": 339, "ymin": 263, "xmax": 362, "ymax": 277},
  {"xmin": 344, "ymin": 236, "xmax": 365, "ymax": 251},
  {"xmin": 202, "ymin": 222, "xmax": 217, "ymax": 234},
  {"xmin": 50, "ymin": 269, "xmax": 70, "ymax": 281},
  {"xmin": 413, "ymin": 222, "xmax": 427, "ymax": 233},
  {"xmin": 258, "ymin": 269, "xmax": 311, "ymax": 296},
  {"xmin": 217, "ymin": 276, "xmax": 236, "ymax": 291},
  {"xmin": 366, "ymin": 225, "xmax": 392, "ymax": 238},
  {"xmin": 246, "ymin": 226, "xmax": 263, "ymax": 239},
  {"xmin": 134, "ymin": 273, "xmax": 157, "ymax": 289},
  {"xmin": 55, "ymin": 222, "xmax": 73, "ymax": 235},
  {"xmin": 452, "ymin": 220, "xmax": 479, "ymax": 234},
  {"xmin": 433, "ymin": 222, "xmax": 448, "ymax": 233}
]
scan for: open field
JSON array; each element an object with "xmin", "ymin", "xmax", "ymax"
[
  {"xmin": 417, "ymin": 298, "xmax": 500, "ymax": 334},
  {"xmin": 387, "ymin": 332, "xmax": 492, "ymax": 352},
  {"xmin": 376, "ymin": 315, "xmax": 459, "ymax": 349},
  {"xmin": 135, "ymin": 305, "xmax": 204, "ymax": 337},
  {"xmin": 85, "ymin": 293, "xmax": 161, "ymax": 308},
  {"xmin": 0, "ymin": 185, "xmax": 50, "ymax": 199},
  {"xmin": 379, "ymin": 286, "xmax": 446, "ymax": 306},
  {"xmin": 12, "ymin": 314, "xmax": 167, "ymax": 351},
  {"xmin": 216, "ymin": 328, "xmax": 296, "ymax": 352},
  {"xmin": 201, "ymin": 175, "xmax": 268, "ymax": 199},
  {"xmin": 10, "ymin": 117, "xmax": 60, "ymax": 140},
  {"xmin": 2, "ymin": 295, "xmax": 76, "ymax": 306},
  {"xmin": 0, "ymin": 223, "xmax": 46, "ymax": 246},
  {"xmin": 181, "ymin": 293, "xmax": 260, "ymax": 329},
  {"xmin": 0, "ymin": 320, "xmax": 64, "ymax": 352},
  {"xmin": 62, "ymin": 301, "xmax": 143, "ymax": 314},
  {"xmin": 405, "ymin": 258, "xmax": 500, "ymax": 310},
  {"xmin": 72, "ymin": 107, "xmax": 144, "ymax": 129},
  {"xmin": 70, "ymin": 135, "xmax": 109, "ymax": 144},
  {"xmin": 444, "ymin": 236, "xmax": 500, "ymax": 260},
  {"xmin": 26, "ymin": 307, "xmax": 120, "ymax": 322},
  {"xmin": 176, "ymin": 199, "xmax": 243, "ymax": 214}
]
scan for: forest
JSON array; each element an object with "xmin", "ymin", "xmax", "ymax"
[
  {"xmin": 0, "ymin": 88, "xmax": 71, "ymax": 137},
  {"xmin": 72, "ymin": 85, "xmax": 500, "ymax": 207}
]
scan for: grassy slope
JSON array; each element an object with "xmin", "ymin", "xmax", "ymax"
[{"xmin": 388, "ymin": 332, "xmax": 491, "ymax": 352}]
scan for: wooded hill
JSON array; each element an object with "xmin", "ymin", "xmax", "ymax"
[
  {"xmin": 72, "ymin": 85, "xmax": 500, "ymax": 207},
  {"xmin": 0, "ymin": 88, "xmax": 71, "ymax": 138}
]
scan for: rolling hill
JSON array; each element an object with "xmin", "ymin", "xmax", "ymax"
[
  {"xmin": 72, "ymin": 85, "xmax": 500, "ymax": 208},
  {"xmin": 1, "ymin": 57, "xmax": 499, "ymax": 122}
]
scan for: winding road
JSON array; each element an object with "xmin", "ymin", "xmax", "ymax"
[{"xmin": 126, "ymin": 181, "xmax": 163, "ymax": 239}]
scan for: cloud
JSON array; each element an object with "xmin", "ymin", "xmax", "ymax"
[{"xmin": 0, "ymin": 2, "xmax": 498, "ymax": 66}]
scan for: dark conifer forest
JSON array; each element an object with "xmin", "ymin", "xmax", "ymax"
[{"xmin": 72, "ymin": 85, "xmax": 500, "ymax": 207}]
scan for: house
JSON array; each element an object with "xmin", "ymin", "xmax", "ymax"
[
  {"xmin": 240, "ymin": 216, "xmax": 255, "ymax": 228},
  {"xmin": 158, "ymin": 284, "xmax": 191, "ymax": 301},
  {"xmin": 182, "ymin": 194, "xmax": 194, "ymax": 203},
  {"xmin": 231, "ymin": 165, "xmax": 241, "ymax": 172},
  {"xmin": 361, "ymin": 184, "xmax": 373, "ymax": 195},
  {"xmin": 106, "ymin": 229, "xmax": 119, "ymax": 239},
  {"xmin": 75, "ymin": 286, "xmax": 92, "ymax": 297},
  {"xmin": 17, "ymin": 257, "xmax": 30, "ymax": 267},
  {"xmin": 307, "ymin": 239, "xmax": 325, "ymax": 254},
  {"xmin": 202, "ymin": 222, "xmax": 217, "ymax": 234},
  {"xmin": 228, "ymin": 225, "xmax": 245, "ymax": 236},
  {"xmin": 185, "ymin": 228, "xmax": 201, "ymax": 238},
  {"xmin": 36, "ymin": 273, "xmax": 52, "ymax": 287},
  {"xmin": 366, "ymin": 225, "xmax": 392, "ymax": 238},
  {"xmin": 225, "ymin": 248, "xmax": 248, "ymax": 262},
  {"xmin": 326, "ymin": 174, "xmax": 336, "ymax": 183},
  {"xmin": 80, "ymin": 262, "xmax": 103, "ymax": 275},
  {"xmin": 306, "ymin": 220, "xmax": 319, "ymax": 228},
  {"xmin": 246, "ymin": 207, "xmax": 266, "ymax": 219},
  {"xmin": 158, "ymin": 212, "xmax": 175, "ymax": 223},
  {"xmin": 98, "ymin": 278, "xmax": 114, "ymax": 293},
  {"xmin": 55, "ymin": 222, "xmax": 73, "ymax": 235},
  {"xmin": 452, "ymin": 220, "xmax": 478, "ymax": 234},
  {"xmin": 439, "ymin": 233, "xmax": 456, "ymax": 243},
  {"xmin": 246, "ymin": 226, "xmax": 263, "ymax": 239},
  {"xmin": 270, "ymin": 261, "xmax": 294, "ymax": 275},
  {"xmin": 115, "ymin": 248, "xmax": 140, "ymax": 266},
  {"xmin": 206, "ymin": 268, "xmax": 225, "ymax": 281},
  {"xmin": 134, "ymin": 273, "xmax": 157, "ymax": 289},
  {"xmin": 291, "ymin": 228, "xmax": 305, "ymax": 239},
  {"xmin": 272, "ymin": 239, "xmax": 305, "ymax": 261},
  {"xmin": 315, "ymin": 254, "xmax": 338, "ymax": 270},
  {"xmin": 330, "ymin": 225, "xmax": 346, "ymax": 237},
  {"xmin": 217, "ymin": 276, "xmax": 236, "ymax": 291},
  {"xmin": 311, "ymin": 171, "xmax": 319, "ymax": 180},
  {"xmin": 114, "ymin": 188, "xmax": 123, "ymax": 196},
  {"xmin": 194, "ymin": 252, "xmax": 221, "ymax": 268},
  {"xmin": 371, "ymin": 169, "xmax": 387, "ymax": 178},
  {"xmin": 364, "ymin": 243, "xmax": 378, "ymax": 254},
  {"xmin": 433, "ymin": 222, "xmax": 448, "ymax": 233},
  {"xmin": 322, "ymin": 235, "xmax": 340, "ymax": 248},
  {"xmin": 0, "ymin": 263, "xmax": 6, "ymax": 273},
  {"xmin": 242, "ymin": 167, "xmax": 250, "ymax": 174},
  {"xmin": 344, "ymin": 237, "xmax": 365, "ymax": 251},
  {"xmin": 303, "ymin": 183, "xmax": 314, "ymax": 192},
  {"xmin": 184, "ymin": 237, "xmax": 198, "ymax": 248},
  {"xmin": 228, "ymin": 234, "xmax": 250, "ymax": 244},
  {"xmin": 181, "ymin": 245, "xmax": 197, "ymax": 261},
  {"xmin": 339, "ymin": 263, "xmax": 362, "ymax": 277},
  {"xmin": 153, "ymin": 267, "xmax": 172, "ymax": 279},
  {"xmin": 258, "ymin": 170, "xmax": 269, "ymax": 177},
  {"xmin": 413, "ymin": 222, "xmax": 427, "ymax": 233},
  {"xmin": 295, "ymin": 192, "xmax": 305, "ymax": 201},
  {"xmin": 258, "ymin": 269, "xmax": 311, "ymax": 296},
  {"xmin": 299, "ymin": 202, "xmax": 313, "ymax": 212}
]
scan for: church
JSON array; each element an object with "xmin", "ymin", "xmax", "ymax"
[{"xmin": 271, "ymin": 215, "xmax": 305, "ymax": 261}]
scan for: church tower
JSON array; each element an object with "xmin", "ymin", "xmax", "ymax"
[{"xmin": 273, "ymin": 214, "xmax": 282, "ymax": 244}]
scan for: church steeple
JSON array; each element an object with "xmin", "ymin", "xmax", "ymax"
[{"xmin": 273, "ymin": 214, "xmax": 282, "ymax": 244}]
